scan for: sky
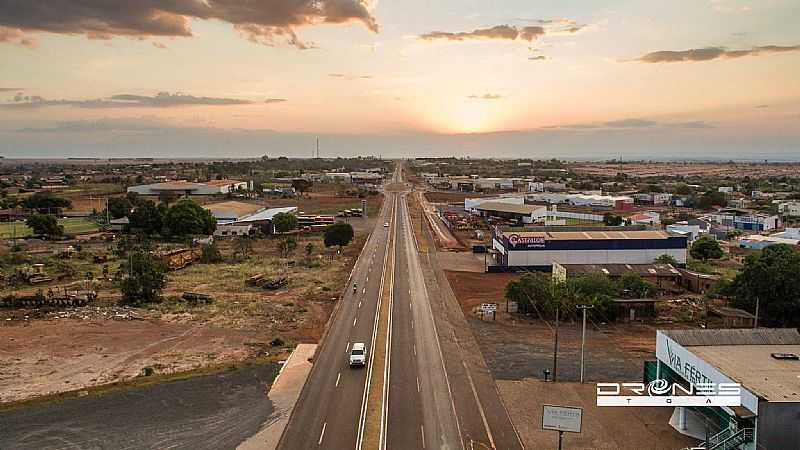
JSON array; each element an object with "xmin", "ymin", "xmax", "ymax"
[{"xmin": 0, "ymin": 0, "xmax": 799, "ymax": 160}]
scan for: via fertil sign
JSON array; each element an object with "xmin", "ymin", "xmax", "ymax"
[{"xmin": 506, "ymin": 233, "xmax": 547, "ymax": 250}]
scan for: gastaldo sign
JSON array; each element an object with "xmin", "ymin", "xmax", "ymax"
[{"xmin": 507, "ymin": 233, "xmax": 546, "ymax": 248}]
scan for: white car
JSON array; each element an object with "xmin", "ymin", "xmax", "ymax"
[
  {"xmin": 383, "ymin": 222, "xmax": 389, "ymax": 227},
  {"xmin": 349, "ymin": 342, "xmax": 367, "ymax": 367}
]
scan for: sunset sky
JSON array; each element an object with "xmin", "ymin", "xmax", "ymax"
[{"xmin": 1, "ymin": 0, "xmax": 799, "ymax": 159}]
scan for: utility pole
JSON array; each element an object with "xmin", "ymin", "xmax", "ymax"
[
  {"xmin": 754, "ymin": 297, "xmax": 759, "ymax": 328},
  {"xmin": 577, "ymin": 304, "xmax": 594, "ymax": 383}
]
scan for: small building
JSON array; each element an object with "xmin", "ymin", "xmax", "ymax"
[
  {"xmin": 553, "ymin": 262, "xmax": 681, "ymax": 290},
  {"xmin": 612, "ymin": 298, "xmax": 661, "ymax": 322},
  {"xmin": 473, "ymin": 201, "xmax": 547, "ymax": 225},
  {"xmin": 108, "ymin": 216, "xmax": 129, "ymax": 231},
  {"xmin": 677, "ymin": 268, "xmax": 720, "ymax": 294},
  {"xmin": 706, "ymin": 208, "xmax": 780, "ymax": 232},
  {"xmin": 214, "ymin": 223, "xmax": 254, "ymax": 238},
  {"xmin": 709, "ymin": 306, "xmax": 756, "ymax": 328},
  {"xmin": 778, "ymin": 201, "xmax": 800, "ymax": 217}
]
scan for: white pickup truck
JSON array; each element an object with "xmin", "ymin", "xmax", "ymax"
[{"xmin": 349, "ymin": 342, "xmax": 367, "ymax": 367}]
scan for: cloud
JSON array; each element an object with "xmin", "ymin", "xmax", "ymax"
[
  {"xmin": 16, "ymin": 117, "xmax": 170, "ymax": 133},
  {"xmin": 419, "ymin": 25, "xmax": 546, "ymax": 42},
  {"xmin": 328, "ymin": 73, "xmax": 373, "ymax": 80},
  {"xmin": 2, "ymin": 92, "xmax": 257, "ymax": 108},
  {"xmin": 755, "ymin": 104, "xmax": 769, "ymax": 109},
  {"xmin": 0, "ymin": 87, "xmax": 23, "ymax": 92},
  {"xmin": 264, "ymin": 98, "xmax": 287, "ymax": 104},
  {"xmin": 528, "ymin": 55, "xmax": 547, "ymax": 61},
  {"xmin": 546, "ymin": 118, "xmax": 714, "ymax": 130},
  {"xmin": 152, "ymin": 41, "xmax": 167, "ymax": 49},
  {"xmin": 468, "ymin": 94, "xmax": 503, "ymax": 100},
  {"xmin": 667, "ymin": 121, "xmax": 715, "ymax": 129},
  {"xmin": 0, "ymin": 1, "xmax": 378, "ymax": 49},
  {"xmin": 638, "ymin": 45, "xmax": 800, "ymax": 63},
  {"xmin": 604, "ymin": 118, "xmax": 657, "ymax": 128}
]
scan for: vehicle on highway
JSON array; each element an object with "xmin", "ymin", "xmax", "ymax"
[
  {"xmin": 349, "ymin": 343, "xmax": 367, "ymax": 367},
  {"xmin": 383, "ymin": 222, "xmax": 389, "ymax": 227}
]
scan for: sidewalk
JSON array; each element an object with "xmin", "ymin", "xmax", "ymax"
[{"xmin": 237, "ymin": 344, "xmax": 317, "ymax": 450}]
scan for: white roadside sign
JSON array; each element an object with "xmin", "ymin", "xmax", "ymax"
[
  {"xmin": 542, "ymin": 404, "xmax": 582, "ymax": 433},
  {"xmin": 480, "ymin": 303, "xmax": 497, "ymax": 312}
]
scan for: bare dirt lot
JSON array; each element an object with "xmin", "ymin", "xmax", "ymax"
[
  {"xmin": 445, "ymin": 270, "xmax": 676, "ymax": 382},
  {"xmin": 424, "ymin": 191, "xmax": 493, "ymax": 204},
  {"xmin": 0, "ymin": 229, "xmax": 367, "ymax": 404},
  {"xmin": 572, "ymin": 161, "xmax": 800, "ymax": 178},
  {"xmin": 498, "ymin": 379, "xmax": 698, "ymax": 450}
]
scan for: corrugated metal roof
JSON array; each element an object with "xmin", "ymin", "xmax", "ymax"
[
  {"xmin": 475, "ymin": 201, "xmax": 543, "ymax": 215},
  {"xmin": 505, "ymin": 230, "xmax": 673, "ymax": 240},
  {"xmin": 236, "ymin": 206, "xmax": 298, "ymax": 223},
  {"xmin": 662, "ymin": 328, "xmax": 800, "ymax": 346}
]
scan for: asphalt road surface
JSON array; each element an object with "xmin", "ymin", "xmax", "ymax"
[
  {"xmin": 279, "ymin": 162, "xmax": 521, "ymax": 450},
  {"xmin": 0, "ymin": 363, "xmax": 278, "ymax": 450}
]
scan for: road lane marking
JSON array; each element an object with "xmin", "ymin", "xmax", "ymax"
[
  {"xmin": 421, "ymin": 425, "xmax": 426, "ymax": 449},
  {"xmin": 353, "ymin": 317, "xmax": 358, "ymax": 327},
  {"xmin": 336, "ymin": 372, "xmax": 341, "ymax": 387},
  {"xmin": 346, "ymin": 341, "xmax": 350, "ymax": 353},
  {"xmin": 359, "ymin": 300, "xmax": 362, "ymax": 308},
  {"xmin": 463, "ymin": 360, "xmax": 495, "ymax": 449},
  {"xmin": 318, "ymin": 422, "xmax": 326, "ymax": 445},
  {"xmin": 363, "ymin": 288, "xmax": 366, "ymax": 294},
  {"xmin": 416, "ymin": 376, "xmax": 420, "ymax": 392},
  {"xmin": 411, "ymin": 319, "xmax": 414, "ymax": 329},
  {"xmin": 413, "ymin": 344, "xmax": 417, "ymax": 356},
  {"xmin": 366, "ymin": 276, "xmax": 369, "ymax": 282}
]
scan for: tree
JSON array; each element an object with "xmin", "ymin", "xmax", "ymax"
[
  {"xmin": 127, "ymin": 199, "xmax": 164, "ymax": 235},
  {"xmin": 26, "ymin": 213, "xmax": 63, "ymax": 237},
  {"xmin": 278, "ymin": 237, "xmax": 298, "ymax": 258},
  {"xmin": 603, "ymin": 213, "xmax": 623, "ymax": 226},
  {"xmin": 200, "ymin": 241, "xmax": 223, "ymax": 263},
  {"xmin": 673, "ymin": 182, "xmax": 691, "ymax": 196},
  {"xmin": 505, "ymin": 272, "xmax": 556, "ymax": 316},
  {"xmin": 619, "ymin": 273, "xmax": 656, "ymax": 298},
  {"xmin": 272, "ymin": 212, "xmax": 298, "ymax": 233},
  {"xmin": 324, "ymin": 222, "xmax": 354, "ymax": 250},
  {"xmin": 730, "ymin": 244, "xmax": 800, "ymax": 326},
  {"xmin": 158, "ymin": 190, "xmax": 180, "ymax": 206},
  {"xmin": 695, "ymin": 191, "xmax": 727, "ymax": 210},
  {"xmin": 119, "ymin": 249, "xmax": 167, "ymax": 305},
  {"xmin": 162, "ymin": 199, "xmax": 216, "ymax": 236},
  {"xmin": 690, "ymin": 236, "xmax": 724, "ymax": 261},
  {"xmin": 233, "ymin": 236, "xmax": 254, "ymax": 260},
  {"xmin": 291, "ymin": 179, "xmax": 313, "ymax": 197},
  {"xmin": 23, "ymin": 192, "xmax": 71, "ymax": 212},
  {"xmin": 655, "ymin": 254, "xmax": 678, "ymax": 266},
  {"xmin": 107, "ymin": 197, "xmax": 133, "ymax": 219}
]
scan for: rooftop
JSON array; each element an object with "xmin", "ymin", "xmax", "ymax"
[
  {"xmin": 205, "ymin": 179, "xmax": 245, "ymax": 186},
  {"xmin": 662, "ymin": 328, "xmax": 800, "ymax": 402},
  {"xmin": 237, "ymin": 206, "xmax": 298, "ymax": 223},
  {"xmin": 500, "ymin": 229, "xmax": 677, "ymax": 240},
  {"xmin": 204, "ymin": 201, "xmax": 265, "ymax": 220},
  {"xmin": 562, "ymin": 263, "xmax": 680, "ymax": 277},
  {"xmin": 475, "ymin": 201, "xmax": 544, "ymax": 215}
]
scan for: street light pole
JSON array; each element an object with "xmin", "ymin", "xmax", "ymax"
[
  {"xmin": 577, "ymin": 304, "xmax": 595, "ymax": 384},
  {"xmin": 553, "ymin": 302, "xmax": 559, "ymax": 382}
]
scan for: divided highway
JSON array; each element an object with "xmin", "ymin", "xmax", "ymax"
[{"xmin": 278, "ymin": 163, "xmax": 519, "ymax": 450}]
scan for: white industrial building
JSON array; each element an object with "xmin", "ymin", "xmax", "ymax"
[
  {"xmin": 526, "ymin": 192, "xmax": 635, "ymax": 210},
  {"xmin": 491, "ymin": 228, "xmax": 687, "ymax": 270},
  {"xmin": 128, "ymin": 179, "xmax": 248, "ymax": 196}
]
